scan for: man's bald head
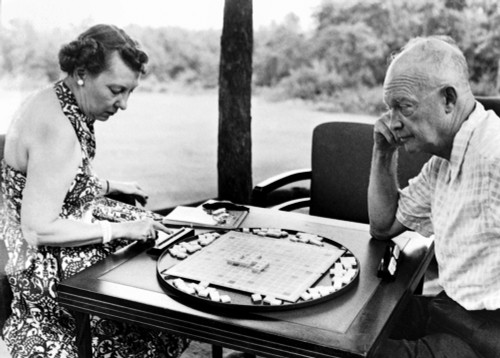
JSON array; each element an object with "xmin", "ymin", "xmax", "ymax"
[{"xmin": 386, "ymin": 36, "xmax": 471, "ymax": 94}]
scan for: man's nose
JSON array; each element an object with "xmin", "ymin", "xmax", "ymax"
[{"xmin": 389, "ymin": 110, "xmax": 403, "ymax": 130}]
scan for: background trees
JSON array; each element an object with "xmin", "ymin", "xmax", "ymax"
[{"xmin": 1, "ymin": 0, "xmax": 500, "ymax": 114}]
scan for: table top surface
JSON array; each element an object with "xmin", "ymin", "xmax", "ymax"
[{"xmin": 59, "ymin": 206, "xmax": 434, "ymax": 358}]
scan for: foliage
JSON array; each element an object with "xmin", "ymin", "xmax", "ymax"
[
  {"xmin": 252, "ymin": 13, "xmax": 311, "ymax": 87},
  {"xmin": 1, "ymin": 0, "xmax": 500, "ymax": 114},
  {"xmin": 255, "ymin": 0, "xmax": 500, "ymax": 113},
  {"xmin": 130, "ymin": 25, "xmax": 221, "ymax": 90},
  {"xmin": 0, "ymin": 21, "xmax": 221, "ymax": 92}
]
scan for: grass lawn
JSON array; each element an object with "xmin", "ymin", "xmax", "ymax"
[{"xmin": 0, "ymin": 89, "xmax": 375, "ymax": 211}]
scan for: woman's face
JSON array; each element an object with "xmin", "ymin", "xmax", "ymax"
[{"xmin": 81, "ymin": 51, "xmax": 140, "ymax": 121}]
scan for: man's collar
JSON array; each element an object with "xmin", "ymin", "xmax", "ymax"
[{"xmin": 447, "ymin": 101, "xmax": 485, "ymax": 181}]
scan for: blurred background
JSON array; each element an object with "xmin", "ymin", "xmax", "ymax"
[{"xmin": 0, "ymin": 0, "xmax": 499, "ymax": 211}]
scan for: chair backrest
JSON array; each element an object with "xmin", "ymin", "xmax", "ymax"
[
  {"xmin": 308, "ymin": 97, "xmax": 500, "ymax": 223},
  {"xmin": 309, "ymin": 121, "xmax": 431, "ymax": 223},
  {"xmin": 476, "ymin": 96, "xmax": 500, "ymax": 114},
  {"xmin": 0, "ymin": 133, "xmax": 13, "ymax": 338}
]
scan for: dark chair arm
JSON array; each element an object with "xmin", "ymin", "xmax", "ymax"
[
  {"xmin": 251, "ymin": 168, "xmax": 311, "ymax": 207},
  {"xmin": 272, "ymin": 197, "xmax": 311, "ymax": 212},
  {"xmin": 0, "ymin": 237, "xmax": 13, "ymax": 338}
]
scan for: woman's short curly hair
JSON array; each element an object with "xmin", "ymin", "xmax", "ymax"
[{"xmin": 58, "ymin": 24, "xmax": 148, "ymax": 76}]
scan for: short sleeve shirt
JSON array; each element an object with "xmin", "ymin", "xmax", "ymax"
[{"xmin": 396, "ymin": 103, "xmax": 500, "ymax": 310}]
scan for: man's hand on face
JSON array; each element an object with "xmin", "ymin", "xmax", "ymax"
[{"xmin": 373, "ymin": 112, "xmax": 402, "ymax": 153}]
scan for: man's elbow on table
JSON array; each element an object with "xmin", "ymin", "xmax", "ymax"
[
  {"xmin": 369, "ymin": 227, "xmax": 394, "ymax": 241},
  {"xmin": 369, "ymin": 219, "xmax": 407, "ymax": 241}
]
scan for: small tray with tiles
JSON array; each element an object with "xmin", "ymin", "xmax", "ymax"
[{"xmin": 156, "ymin": 227, "xmax": 360, "ymax": 311}]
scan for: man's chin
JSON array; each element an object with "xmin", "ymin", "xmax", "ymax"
[{"xmin": 402, "ymin": 143, "xmax": 420, "ymax": 154}]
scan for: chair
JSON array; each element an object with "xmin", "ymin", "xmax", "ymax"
[
  {"xmin": 251, "ymin": 97, "xmax": 500, "ymax": 223},
  {"xmin": 0, "ymin": 134, "xmax": 13, "ymax": 339},
  {"xmin": 251, "ymin": 121, "xmax": 431, "ymax": 223},
  {"xmin": 476, "ymin": 96, "xmax": 500, "ymax": 115}
]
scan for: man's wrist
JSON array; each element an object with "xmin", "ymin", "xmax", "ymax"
[{"xmin": 373, "ymin": 145, "xmax": 398, "ymax": 162}]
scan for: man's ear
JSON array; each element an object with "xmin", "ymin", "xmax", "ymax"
[{"xmin": 442, "ymin": 86, "xmax": 457, "ymax": 113}]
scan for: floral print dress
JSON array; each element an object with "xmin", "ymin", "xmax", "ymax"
[{"xmin": 0, "ymin": 81, "xmax": 188, "ymax": 358}]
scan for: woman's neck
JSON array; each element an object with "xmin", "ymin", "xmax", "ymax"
[{"xmin": 62, "ymin": 76, "xmax": 96, "ymax": 123}]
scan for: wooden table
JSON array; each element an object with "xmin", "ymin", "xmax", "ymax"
[{"xmin": 58, "ymin": 206, "xmax": 434, "ymax": 358}]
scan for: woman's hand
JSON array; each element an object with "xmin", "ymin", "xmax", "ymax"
[
  {"xmin": 116, "ymin": 219, "xmax": 172, "ymax": 242},
  {"xmin": 107, "ymin": 180, "xmax": 149, "ymax": 206}
]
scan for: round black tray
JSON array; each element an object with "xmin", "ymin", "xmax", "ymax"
[{"xmin": 157, "ymin": 228, "xmax": 360, "ymax": 311}]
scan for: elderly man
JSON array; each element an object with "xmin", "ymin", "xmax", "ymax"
[{"xmin": 369, "ymin": 36, "xmax": 500, "ymax": 358}]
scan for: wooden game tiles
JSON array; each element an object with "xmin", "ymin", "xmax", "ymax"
[
  {"xmin": 211, "ymin": 208, "xmax": 232, "ymax": 224},
  {"xmin": 168, "ymin": 232, "xmax": 221, "ymax": 259},
  {"xmin": 167, "ymin": 228, "xmax": 326, "ymax": 261},
  {"xmin": 241, "ymin": 227, "xmax": 325, "ymax": 246},
  {"xmin": 249, "ymin": 254, "xmax": 359, "ymax": 306},
  {"xmin": 249, "ymin": 293, "xmax": 282, "ymax": 305},
  {"xmin": 329, "ymin": 255, "xmax": 358, "ymax": 292},
  {"xmin": 170, "ymin": 278, "xmax": 232, "ymax": 303},
  {"xmin": 226, "ymin": 253, "xmax": 270, "ymax": 273},
  {"xmin": 165, "ymin": 228, "xmax": 358, "ymax": 306},
  {"xmin": 377, "ymin": 241, "xmax": 401, "ymax": 280}
]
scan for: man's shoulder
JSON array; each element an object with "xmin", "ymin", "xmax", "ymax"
[{"xmin": 470, "ymin": 111, "xmax": 500, "ymax": 160}]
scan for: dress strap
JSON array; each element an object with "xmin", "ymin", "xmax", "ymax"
[{"xmin": 53, "ymin": 81, "xmax": 96, "ymax": 160}]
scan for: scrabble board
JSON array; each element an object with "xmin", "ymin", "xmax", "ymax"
[{"xmin": 157, "ymin": 228, "xmax": 360, "ymax": 311}]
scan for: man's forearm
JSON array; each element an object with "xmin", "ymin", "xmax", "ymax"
[{"xmin": 368, "ymin": 148, "xmax": 401, "ymax": 239}]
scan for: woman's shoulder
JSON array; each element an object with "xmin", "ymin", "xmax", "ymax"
[
  {"xmin": 23, "ymin": 85, "xmax": 62, "ymax": 115},
  {"xmin": 5, "ymin": 84, "xmax": 77, "ymax": 171},
  {"xmin": 15, "ymin": 85, "xmax": 75, "ymax": 144}
]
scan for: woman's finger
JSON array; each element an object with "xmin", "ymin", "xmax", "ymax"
[{"xmin": 153, "ymin": 221, "xmax": 174, "ymax": 235}]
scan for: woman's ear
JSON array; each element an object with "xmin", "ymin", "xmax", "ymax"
[
  {"xmin": 442, "ymin": 86, "xmax": 457, "ymax": 113},
  {"xmin": 74, "ymin": 68, "xmax": 87, "ymax": 86},
  {"xmin": 75, "ymin": 67, "xmax": 87, "ymax": 80}
]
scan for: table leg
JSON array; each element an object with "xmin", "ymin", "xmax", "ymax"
[
  {"xmin": 73, "ymin": 311, "xmax": 92, "ymax": 358},
  {"xmin": 212, "ymin": 344, "xmax": 223, "ymax": 358}
]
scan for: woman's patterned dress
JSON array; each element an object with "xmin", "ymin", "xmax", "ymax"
[{"xmin": 0, "ymin": 81, "xmax": 189, "ymax": 358}]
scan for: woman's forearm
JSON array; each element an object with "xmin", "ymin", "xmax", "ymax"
[{"xmin": 21, "ymin": 218, "xmax": 121, "ymax": 247}]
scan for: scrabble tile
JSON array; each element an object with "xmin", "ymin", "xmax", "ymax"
[
  {"xmin": 209, "ymin": 290, "xmax": 220, "ymax": 302},
  {"xmin": 263, "ymin": 295, "xmax": 281, "ymax": 305},
  {"xmin": 300, "ymin": 292, "xmax": 312, "ymax": 301},
  {"xmin": 251, "ymin": 293, "xmax": 263, "ymax": 304},
  {"xmin": 317, "ymin": 286, "xmax": 331, "ymax": 297},
  {"xmin": 197, "ymin": 289, "xmax": 209, "ymax": 298}
]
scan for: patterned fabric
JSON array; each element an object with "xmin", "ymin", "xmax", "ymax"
[
  {"xmin": 396, "ymin": 102, "xmax": 500, "ymax": 310},
  {"xmin": 0, "ymin": 80, "xmax": 188, "ymax": 357}
]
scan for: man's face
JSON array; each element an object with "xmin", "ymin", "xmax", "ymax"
[
  {"xmin": 81, "ymin": 51, "xmax": 140, "ymax": 121},
  {"xmin": 383, "ymin": 66, "xmax": 451, "ymax": 155}
]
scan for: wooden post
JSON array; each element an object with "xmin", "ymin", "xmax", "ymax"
[{"xmin": 218, "ymin": 0, "xmax": 253, "ymax": 204}]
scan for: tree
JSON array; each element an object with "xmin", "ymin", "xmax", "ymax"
[
  {"xmin": 217, "ymin": 0, "xmax": 253, "ymax": 203},
  {"xmin": 253, "ymin": 13, "xmax": 310, "ymax": 87}
]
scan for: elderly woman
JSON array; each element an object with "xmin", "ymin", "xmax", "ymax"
[{"xmin": 1, "ymin": 24, "xmax": 188, "ymax": 357}]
